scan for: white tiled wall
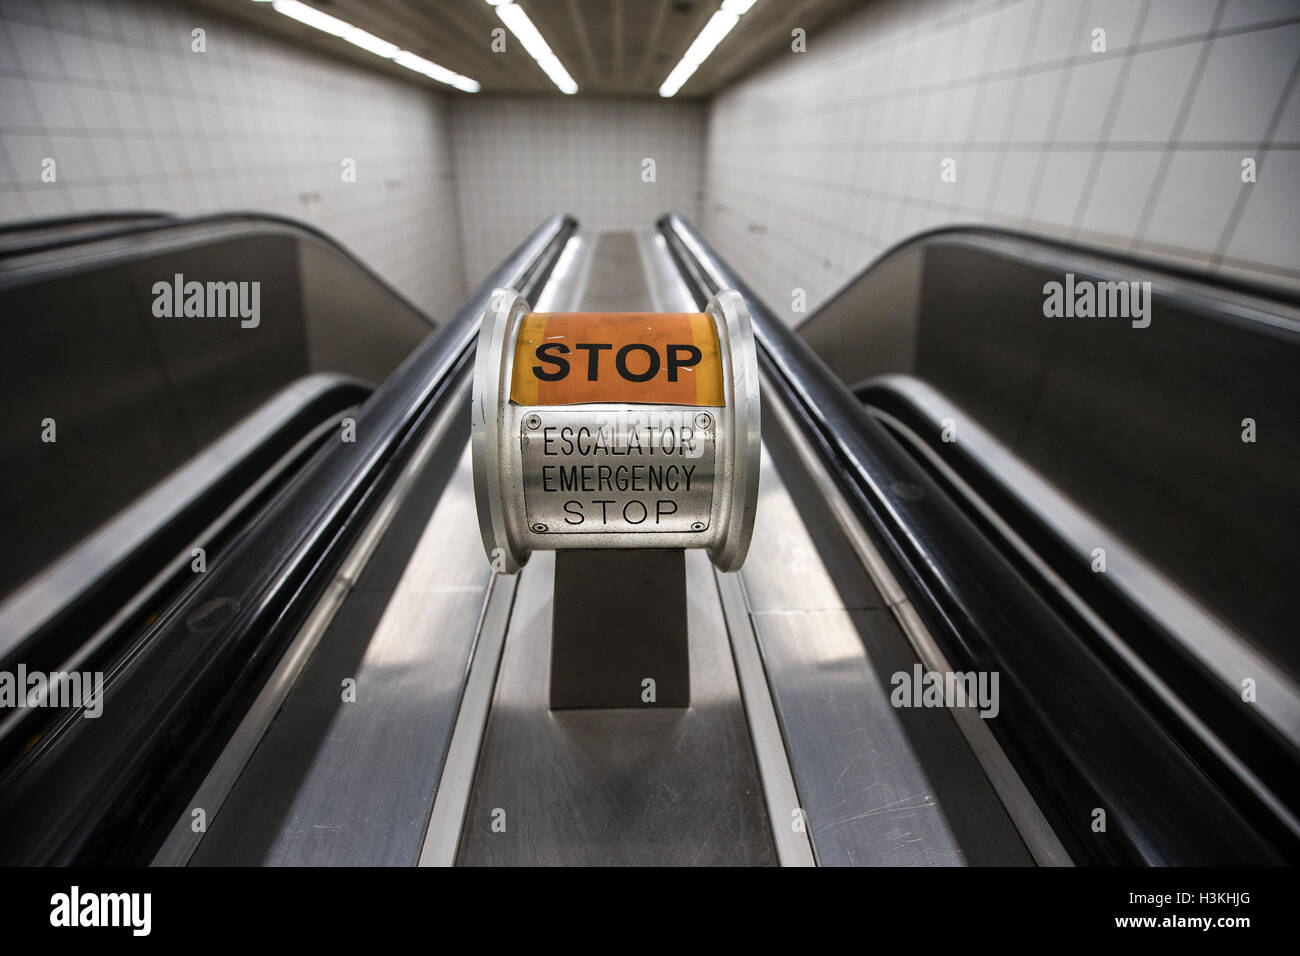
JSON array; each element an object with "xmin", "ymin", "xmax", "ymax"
[
  {"xmin": 450, "ymin": 95, "xmax": 706, "ymax": 288},
  {"xmin": 702, "ymin": 0, "xmax": 1300, "ymax": 325},
  {"xmin": 5, "ymin": 0, "xmax": 1295, "ymax": 327},
  {"xmin": 0, "ymin": 0, "xmax": 466, "ymax": 318}
]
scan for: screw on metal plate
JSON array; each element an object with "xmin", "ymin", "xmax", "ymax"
[
  {"xmin": 525, "ymin": 414, "xmax": 542, "ymax": 430},
  {"xmin": 691, "ymin": 521, "xmax": 705, "ymax": 531},
  {"xmin": 694, "ymin": 412, "xmax": 712, "ymax": 430},
  {"xmin": 532, "ymin": 522, "xmax": 547, "ymax": 533}
]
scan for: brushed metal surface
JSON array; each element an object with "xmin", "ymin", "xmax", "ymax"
[
  {"xmin": 762, "ymin": 388, "xmax": 1069, "ymax": 866},
  {"xmin": 418, "ymin": 573, "xmax": 518, "ymax": 867},
  {"xmin": 713, "ymin": 569, "xmax": 815, "ymax": 867},
  {"xmin": 455, "ymin": 549, "xmax": 778, "ymax": 866},
  {"xmin": 191, "ymin": 429, "xmax": 491, "ymax": 866},
  {"xmin": 457, "ymin": 227, "xmax": 775, "ymax": 863},
  {"xmin": 521, "ymin": 408, "xmax": 716, "ymax": 535},
  {"xmin": 156, "ymin": 378, "xmax": 470, "ymax": 865},
  {"xmin": 738, "ymin": 424, "xmax": 888, "ymax": 616},
  {"xmin": 739, "ymin": 417, "xmax": 1035, "ymax": 866},
  {"xmin": 579, "ymin": 231, "xmax": 654, "ymax": 312}
]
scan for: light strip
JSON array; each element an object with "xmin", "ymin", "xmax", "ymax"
[
  {"xmin": 272, "ymin": 0, "xmax": 349, "ymax": 36},
  {"xmin": 345, "ymin": 28, "xmax": 399, "ymax": 59},
  {"xmin": 267, "ymin": 0, "xmax": 479, "ymax": 92},
  {"xmin": 493, "ymin": 2, "xmax": 578, "ymax": 95},
  {"xmin": 660, "ymin": 4, "xmax": 752, "ymax": 98},
  {"xmin": 394, "ymin": 51, "xmax": 482, "ymax": 93}
]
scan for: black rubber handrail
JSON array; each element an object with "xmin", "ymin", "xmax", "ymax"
[
  {"xmin": 0, "ymin": 377, "xmax": 370, "ymax": 776},
  {"xmin": 796, "ymin": 223, "xmax": 1300, "ymax": 338},
  {"xmin": 658, "ymin": 212, "xmax": 1286, "ymax": 865},
  {"xmin": 0, "ymin": 214, "xmax": 576, "ymax": 864},
  {"xmin": 0, "ymin": 210, "xmax": 437, "ymax": 326},
  {"xmin": 0, "ymin": 376, "xmax": 373, "ymax": 684},
  {"xmin": 857, "ymin": 376, "xmax": 1300, "ymax": 855},
  {"xmin": 0, "ymin": 211, "xmax": 172, "ymax": 243}
]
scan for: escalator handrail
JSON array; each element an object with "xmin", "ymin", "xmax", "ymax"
[
  {"xmin": 857, "ymin": 373, "xmax": 1300, "ymax": 852},
  {"xmin": 795, "ymin": 222, "xmax": 1300, "ymax": 340},
  {"xmin": 0, "ymin": 210, "xmax": 438, "ymax": 326},
  {"xmin": 0, "ymin": 373, "xmax": 373, "ymax": 680},
  {"xmin": 0, "ymin": 214, "xmax": 577, "ymax": 864},
  {"xmin": 0, "ymin": 211, "xmax": 173, "ymax": 246},
  {"xmin": 658, "ymin": 212, "xmax": 1288, "ymax": 865}
]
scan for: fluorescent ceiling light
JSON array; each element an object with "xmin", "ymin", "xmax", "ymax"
[
  {"xmin": 721, "ymin": 0, "xmax": 758, "ymax": 13},
  {"xmin": 272, "ymin": 0, "xmax": 348, "ymax": 37},
  {"xmin": 534, "ymin": 52, "xmax": 579, "ymax": 96},
  {"xmin": 659, "ymin": 10, "xmax": 738, "ymax": 97},
  {"xmin": 393, "ymin": 51, "xmax": 482, "ymax": 93},
  {"xmin": 394, "ymin": 51, "xmax": 456, "ymax": 84},
  {"xmin": 267, "ymin": 0, "xmax": 478, "ymax": 91},
  {"xmin": 345, "ymin": 28, "xmax": 399, "ymax": 58},
  {"xmin": 494, "ymin": 2, "xmax": 578, "ymax": 94}
]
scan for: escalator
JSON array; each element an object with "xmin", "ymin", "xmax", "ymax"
[
  {"xmin": 798, "ymin": 227, "xmax": 1300, "ymax": 859},
  {"xmin": 0, "ymin": 212, "xmax": 432, "ymax": 794},
  {"xmin": 0, "ymin": 212, "xmax": 1294, "ymax": 867}
]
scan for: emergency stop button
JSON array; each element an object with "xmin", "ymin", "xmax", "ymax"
[{"xmin": 471, "ymin": 289, "xmax": 760, "ymax": 574}]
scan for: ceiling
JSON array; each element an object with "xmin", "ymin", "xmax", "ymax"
[{"xmin": 188, "ymin": 0, "xmax": 866, "ymax": 98}]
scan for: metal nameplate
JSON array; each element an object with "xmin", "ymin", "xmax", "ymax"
[{"xmin": 521, "ymin": 408, "xmax": 716, "ymax": 535}]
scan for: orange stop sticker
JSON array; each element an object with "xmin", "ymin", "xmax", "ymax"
[{"xmin": 509, "ymin": 312, "xmax": 725, "ymax": 407}]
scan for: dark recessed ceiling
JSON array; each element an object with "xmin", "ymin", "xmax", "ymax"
[{"xmin": 184, "ymin": 0, "xmax": 865, "ymax": 97}]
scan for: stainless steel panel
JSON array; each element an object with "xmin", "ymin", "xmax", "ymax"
[
  {"xmin": 156, "ymin": 379, "xmax": 471, "ymax": 865},
  {"xmin": 456, "ymin": 549, "xmax": 778, "ymax": 866},
  {"xmin": 521, "ymin": 408, "xmax": 716, "ymax": 535},
  {"xmin": 748, "ymin": 607, "xmax": 1030, "ymax": 866},
  {"xmin": 192, "ymin": 433, "xmax": 491, "ymax": 866},
  {"xmin": 739, "ymin": 418, "xmax": 1034, "ymax": 866},
  {"xmin": 713, "ymin": 569, "xmax": 816, "ymax": 867},
  {"xmin": 739, "ymin": 431, "xmax": 887, "ymax": 614},
  {"xmin": 419, "ymin": 573, "xmax": 519, "ymax": 867},
  {"xmin": 575, "ymin": 231, "xmax": 654, "ymax": 312}
]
